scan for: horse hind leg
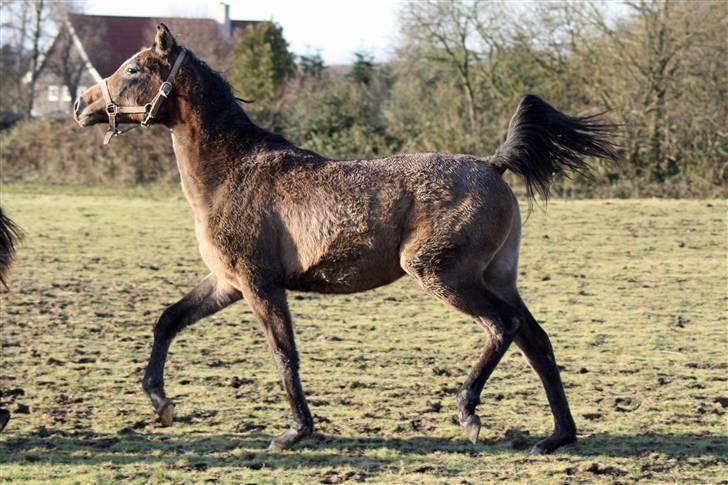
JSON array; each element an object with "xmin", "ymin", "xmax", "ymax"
[
  {"xmin": 512, "ymin": 298, "xmax": 576, "ymax": 454},
  {"xmin": 403, "ymin": 258, "xmax": 521, "ymax": 444},
  {"xmin": 482, "ymin": 235, "xmax": 577, "ymax": 454},
  {"xmin": 453, "ymin": 289, "xmax": 523, "ymax": 444}
]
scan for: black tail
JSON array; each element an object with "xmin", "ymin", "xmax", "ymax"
[
  {"xmin": 494, "ymin": 95, "xmax": 618, "ymax": 201},
  {"xmin": 0, "ymin": 207, "xmax": 22, "ymax": 289}
]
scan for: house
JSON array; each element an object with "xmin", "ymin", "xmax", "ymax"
[{"xmin": 29, "ymin": 3, "xmax": 257, "ymax": 118}]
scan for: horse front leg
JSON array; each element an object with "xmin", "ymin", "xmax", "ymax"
[
  {"xmin": 142, "ymin": 273, "xmax": 241, "ymax": 425},
  {"xmin": 241, "ymin": 281, "xmax": 313, "ymax": 451}
]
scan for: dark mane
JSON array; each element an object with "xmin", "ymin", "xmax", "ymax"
[{"xmin": 180, "ymin": 47, "xmax": 296, "ymax": 152}]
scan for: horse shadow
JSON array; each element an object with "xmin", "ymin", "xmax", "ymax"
[{"xmin": 0, "ymin": 429, "xmax": 725, "ymax": 470}]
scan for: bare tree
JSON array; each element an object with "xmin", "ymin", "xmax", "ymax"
[
  {"xmin": 0, "ymin": 0, "xmax": 34, "ymax": 112},
  {"xmin": 399, "ymin": 1, "xmax": 542, "ymax": 132},
  {"xmin": 0, "ymin": 0, "xmax": 89, "ymax": 114},
  {"xmin": 574, "ymin": 0, "xmax": 722, "ymax": 179},
  {"xmin": 0, "ymin": 0, "xmax": 51, "ymax": 116},
  {"xmin": 400, "ymin": 0, "xmax": 482, "ymax": 130},
  {"xmin": 24, "ymin": 0, "xmax": 48, "ymax": 116}
]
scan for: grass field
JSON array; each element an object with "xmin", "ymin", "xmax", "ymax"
[{"xmin": 1, "ymin": 186, "xmax": 726, "ymax": 484}]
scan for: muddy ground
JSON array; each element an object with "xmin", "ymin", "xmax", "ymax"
[{"xmin": 1, "ymin": 187, "xmax": 726, "ymax": 483}]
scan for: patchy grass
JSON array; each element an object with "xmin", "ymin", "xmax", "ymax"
[{"xmin": 1, "ymin": 187, "xmax": 726, "ymax": 483}]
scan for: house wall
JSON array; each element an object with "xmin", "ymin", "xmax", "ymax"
[
  {"xmin": 30, "ymin": 23, "xmax": 98, "ymax": 119},
  {"xmin": 31, "ymin": 70, "xmax": 96, "ymax": 118}
]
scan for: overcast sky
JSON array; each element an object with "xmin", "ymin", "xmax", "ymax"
[{"xmin": 82, "ymin": 0, "xmax": 404, "ymax": 65}]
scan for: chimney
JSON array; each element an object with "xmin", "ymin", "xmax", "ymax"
[{"xmin": 214, "ymin": 2, "xmax": 231, "ymax": 39}]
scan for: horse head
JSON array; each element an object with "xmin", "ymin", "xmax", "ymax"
[{"xmin": 73, "ymin": 24, "xmax": 185, "ymax": 142}]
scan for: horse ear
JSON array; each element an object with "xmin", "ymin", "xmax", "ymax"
[{"xmin": 154, "ymin": 23, "xmax": 177, "ymax": 54}]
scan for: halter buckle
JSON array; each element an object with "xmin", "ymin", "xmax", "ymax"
[
  {"xmin": 106, "ymin": 103, "xmax": 118, "ymax": 115},
  {"xmin": 159, "ymin": 81, "xmax": 173, "ymax": 97}
]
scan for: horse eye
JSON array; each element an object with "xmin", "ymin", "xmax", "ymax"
[{"xmin": 125, "ymin": 66, "xmax": 140, "ymax": 75}]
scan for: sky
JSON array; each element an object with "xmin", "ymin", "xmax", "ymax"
[{"xmin": 81, "ymin": 0, "xmax": 404, "ymax": 65}]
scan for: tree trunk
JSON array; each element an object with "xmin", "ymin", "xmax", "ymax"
[{"xmin": 25, "ymin": 0, "xmax": 45, "ymax": 118}]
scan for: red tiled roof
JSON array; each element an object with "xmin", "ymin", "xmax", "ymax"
[{"xmin": 67, "ymin": 13, "xmax": 257, "ymax": 77}]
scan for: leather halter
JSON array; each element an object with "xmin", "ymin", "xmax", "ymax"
[{"xmin": 98, "ymin": 48, "xmax": 187, "ymax": 144}]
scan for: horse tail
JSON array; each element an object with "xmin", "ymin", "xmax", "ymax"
[
  {"xmin": 0, "ymin": 207, "xmax": 22, "ymax": 289},
  {"xmin": 493, "ymin": 94, "xmax": 617, "ymax": 201}
]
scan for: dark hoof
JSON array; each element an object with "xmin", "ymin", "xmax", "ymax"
[
  {"xmin": 460, "ymin": 414, "xmax": 481, "ymax": 444},
  {"xmin": 158, "ymin": 400, "xmax": 175, "ymax": 427},
  {"xmin": 267, "ymin": 426, "xmax": 312, "ymax": 452},
  {"xmin": 529, "ymin": 433, "xmax": 576, "ymax": 454},
  {"xmin": 0, "ymin": 409, "xmax": 9, "ymax": 432}
]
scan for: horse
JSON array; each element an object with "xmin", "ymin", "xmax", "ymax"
[
  {"xmin": 73, "ymin": 24, "xmax": 616, "ymax": 453},
  {"xmin": 0, "ymin": 207, "xmax": 22, "ymax": 432}
]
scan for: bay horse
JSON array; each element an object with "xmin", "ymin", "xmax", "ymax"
[
  {"xmin": 73, "ymin": 25, "xmax": 616, "ymax": 454},
  {"xmin": 0, "ymin": 207, "xmax": 22, "ymax": 432}
]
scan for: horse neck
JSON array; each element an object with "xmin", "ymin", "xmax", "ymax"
[
  {"xmin": 167, "ymin": 94, "xmax": 291, "ymax": 214},
  {"xmin": 170, "ymin": 127, "xmax": 211, "ymax": 213}
]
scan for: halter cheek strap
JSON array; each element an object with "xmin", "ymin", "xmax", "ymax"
[{"xmin": 99, "ymin": 48, "xmax": 187, "ymax": 145}]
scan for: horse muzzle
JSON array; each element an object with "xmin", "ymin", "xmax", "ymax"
[{"xmin": 73, "ymin": 87, "xmax": 107, "ymax": 127}]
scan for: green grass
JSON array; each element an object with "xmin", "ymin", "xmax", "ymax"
[{"xmin": 1, "ymin": 187, "xmax": 726, "ymax": 483}]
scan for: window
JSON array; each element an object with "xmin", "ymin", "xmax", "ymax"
[
  {"xmin": 48, "ymin": 85, "xmax": 59, "ymax": 101},
  {"xmin": 62, "ymin": 85, "xmax": 71, "ymax": 101}
]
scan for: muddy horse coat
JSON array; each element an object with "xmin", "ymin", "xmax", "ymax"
[{"xmin": 74, "ymin": 24, "xmax": 616, "ymax": 453}]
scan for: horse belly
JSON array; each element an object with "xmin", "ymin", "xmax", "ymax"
[
  {"xmin": 277, "ymin": 181, "xmax": 411, "ymax": 294},
  {"xmin": 284, "ymin": 236, "xmax": 405, "ymax": 293}
]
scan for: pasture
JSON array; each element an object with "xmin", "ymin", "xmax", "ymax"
[{"xmin": 0, "ymin": 186, "xmax": 725, "ymax": 483}]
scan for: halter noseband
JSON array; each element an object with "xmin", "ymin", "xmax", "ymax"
[{"xmin": 98, "ymin": 48, "xmax": 187, "ymax": 144}]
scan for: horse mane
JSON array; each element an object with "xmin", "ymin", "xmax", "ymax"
[
  {"xmin": 181, "ymin": 49, "xmax": 250, "ymax": 125},
  {"xmin": 179, "ymin": 47, "xmax": 294, "ymax": 151}
]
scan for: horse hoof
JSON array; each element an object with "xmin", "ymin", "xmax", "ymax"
[
  {"xmin": 267, "ymin": 439, "xmax": 287, "ymax": 453},
  {"xmin": 158, "ymin": 400, "xmax": 175, "ymax": 427},
  {"xmin": 460, "ymin": 415, "xmax": 481, "ymax": 444},
  {"xmin": 529, "ymin": 444, "xmax": 545, "ymax": 455},
  {"xmin": 267, "ymin": 427, "xmax": 312, "ymax": 452},
  {"xmin": 529, "ymin": 432, "xmax": 576, "ymax": 454}
]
